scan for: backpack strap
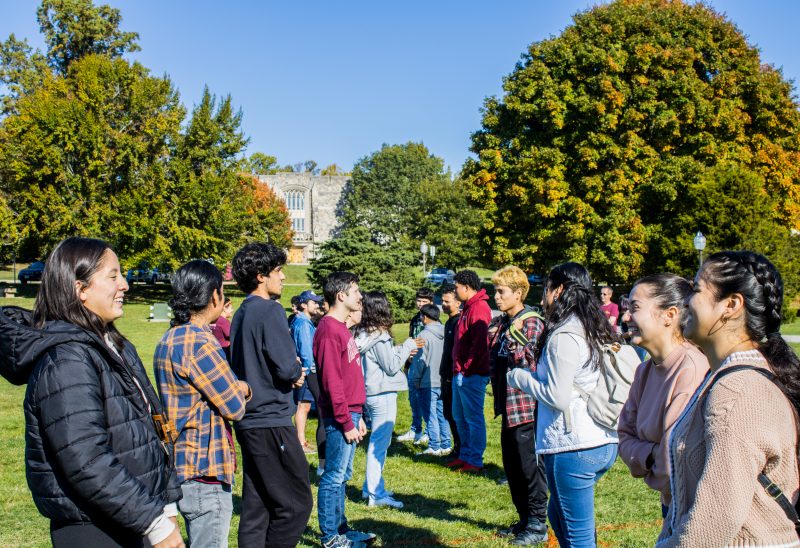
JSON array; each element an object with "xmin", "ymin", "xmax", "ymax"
[{"xmin": 707, "ymin": 364, "xmax": 800, "ymax": 534}]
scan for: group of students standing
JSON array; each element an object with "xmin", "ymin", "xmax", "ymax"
[{"xmin": 1, "ymin": 234, "xmax": 799, "ymax": 548}]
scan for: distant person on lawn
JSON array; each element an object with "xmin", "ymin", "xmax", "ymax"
[
  {"xmin": 397, "ymin": 287, "xmax": 435, "ymax": 444},
  {"xmin": 410, "ymin": 304, "xmax": 452, "ymax": 457},
  {"xmin": 154, "ymin": 260, "xmax": 251, "ymax": 547},
  {"xmin": 230, "ymin": 242, "xmax": 312, "ymax": 548},
  {"xmin": 439, "ymin": 283, "xmax": 462, "ymax": 461},
  {"xmin": 291, "ymin": 289, "xmax": 326, "ymax": 455},
  {"xmin": 448, "ymin": 269, "xmax": 492, "ymax": 473}
]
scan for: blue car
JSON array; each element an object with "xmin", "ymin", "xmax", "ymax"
[{"xmin": 18, "ymin": 261, "xmax": 45, "ymax": 284}]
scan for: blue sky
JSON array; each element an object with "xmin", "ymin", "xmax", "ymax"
[{"xmin": 1, "ymin": 1, "xmax": 799, "ymax": 173}]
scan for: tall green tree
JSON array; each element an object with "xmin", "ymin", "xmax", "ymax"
[
  {"xmin": 37, "ymin": 0, "xmax": 140, "ymax": 74},
  {"xmin": 308, "ymin": 226, "xmax": 422, "ymax": 321},
  {"xmin": 464, "ymin": 0, "xmax": 800, "ymax": 282},
  {"xmin": 340, "ymin": 142, "xmax": 450, "ymax": 244}
]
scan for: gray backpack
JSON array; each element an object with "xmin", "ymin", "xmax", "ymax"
[{"xmin": 560, "ymin": 325, "xmax": 642, "ymax": 431}]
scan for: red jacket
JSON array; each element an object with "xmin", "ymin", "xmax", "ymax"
[{"xmin": 452, "ymin": 289, "xmax": 492, "ymax": 377}]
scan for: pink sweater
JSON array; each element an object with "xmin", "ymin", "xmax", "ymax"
[{"xmin": 617, "ymin": 342, "xmax": 709, "ymax": 505}]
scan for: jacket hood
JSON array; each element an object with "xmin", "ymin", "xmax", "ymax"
[
  {"xmin": 422, "ymin": 322, "xmax": 444, "ymax": 340},
  {"xmin": 355, "ymin": 329, "xmax": 392, "ymax": 354},
  {"xmin": 465, "ymin": 288, "xmax": 489, "ymax": 309},
  {"xmin": 0, "ymin": 306, "xmax": 99, "ymax": 385}
]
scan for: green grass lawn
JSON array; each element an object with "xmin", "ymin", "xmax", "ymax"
[{"xmin": 1, "ymin": 289, "xmax": 665, "ymax": 547}]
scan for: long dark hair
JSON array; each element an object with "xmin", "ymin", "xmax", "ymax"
[
  {"xmin": 33, "ymin": 237, "xmax": 126, "ymax": 350},
  {"xmin": 700, "ymin": 251, "xmax": 800, "ymax": 409},
  {"xmin": 169, "ymin": 260, "xmax": 223, "ymax": 327},
  {"xmin": 632, "ymin": 273, "xmax": 693, "ymax": 336},
  {"xmin": 535, "ymin": 262, "xmax": 620, "ymax": 370},
  {"xmin": 358, "ymin": 291, "xmax": 394, "ymax": 334}
]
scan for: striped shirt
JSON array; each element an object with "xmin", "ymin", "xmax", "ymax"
[{"xmin": 154, "ymin": 323, "xmax": 250, "ymax": 485}]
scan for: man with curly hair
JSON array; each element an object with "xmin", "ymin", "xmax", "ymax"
[{"xmin": 230, "ymin": 242, "xmax": 312, "ymax": 548}]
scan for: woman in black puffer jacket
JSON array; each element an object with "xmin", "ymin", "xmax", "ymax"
[{"xmin": 0, "ymin": 237, "xmax": 183, "ymax": 548}]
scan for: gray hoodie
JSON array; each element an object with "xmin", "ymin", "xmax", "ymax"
[
  {"xmin": 355, "ymin": 330, "xmax": 416, "ymax": 396},
  {"xmin": 410, "ymin": 322, "xmax": 445, "ymax": 389}
]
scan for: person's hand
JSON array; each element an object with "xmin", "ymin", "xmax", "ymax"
[
  {"xmin": 168, "ymin": 516, "xmax": 178, "ymax": 526},
  {"xmin": 153, "ymin": 528, "xmax": 185, "ymax": 548},
  {"xmin": 358, "ymin": 418, "xmax": 367, "ymax": 437},
  {"xmin": 409, "ymin": 348, "xmax": 419, "ymax": 357},
  {"xmin": 344, "ymin": 426, "xmax": 362, "ymax": 444},
  {"xmin": 414, "ymin": 337, "xmax": 425, "ymax": 348},
  {"xmin": 293, "ymin": 371, "xmax": 306, "ymax": 388}
]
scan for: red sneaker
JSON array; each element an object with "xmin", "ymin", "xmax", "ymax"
[
  {"xmin": 444, "ymin": 458, "xmax": 466, "ymax": 468},
  {"xmin": 459, "ymin": 463, "xmax": 484, "ymax": 474}
]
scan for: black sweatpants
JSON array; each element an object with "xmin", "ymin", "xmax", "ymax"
[
  {"xmin": 441, "ymin": 378, "xmax": 461, "ymax": 457},
  {"xmin": 51, "ymin": 521, "xmax": 148, "ymax": 547},
  {"xmin": 501, "ymin": 420, "xmax": 548, "ymax": 523},
  {"xmin": 237, "ymin": 426, "xmax": 313, "ymax": 548},
  {"xmin": 305, "ymin": 372, "xmax": 327, "ymax": 458}
]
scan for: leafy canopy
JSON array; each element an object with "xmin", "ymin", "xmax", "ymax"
[{"xmin": 464, "ymin": 0, "xmax": 800, "ymax": 283}]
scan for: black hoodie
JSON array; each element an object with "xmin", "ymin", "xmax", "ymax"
[{"xmin": 0, "ymin": 306, "xmax": 181, "ymax": 535}]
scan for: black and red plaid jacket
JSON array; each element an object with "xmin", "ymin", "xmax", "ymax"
[{"xmin": 488, "ymin": 308, "xmax": 545, "ymax": 427}]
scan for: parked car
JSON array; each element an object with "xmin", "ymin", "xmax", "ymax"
[
  {"xmin": 126, "ymin": 265, "xmax": 171, "ymax": 284},
  {"xmin": 426, "ymin": 267, "xmax": 455, "ymax": 285},
  {"xmin": 18, "ymin": 261, "xmax": 45, "ymax": 284},
  {"xmin": 527, "ymin": 273, "xmax": 545, "ymax": 284}
]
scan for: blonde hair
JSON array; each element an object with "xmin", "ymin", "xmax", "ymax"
[{"xmin": 491, "ymin": 266, "xmax": 530, "ymax": 302}]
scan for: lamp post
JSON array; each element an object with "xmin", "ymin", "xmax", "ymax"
[
  {"xmin": 420, "ymin": 241, "xmax": 429, "ymax": 275},
  {"xmin": 429, "ymin": 245, "xmax": 436, "ymax": 270},
  {"xmin": 693, "ymin": 231, "xmax": 706, "ymax": 268}
]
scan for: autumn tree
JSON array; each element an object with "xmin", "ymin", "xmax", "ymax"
[{"xmin": 464, "ymin": 0, "xmax": 800, "ymax": 283}]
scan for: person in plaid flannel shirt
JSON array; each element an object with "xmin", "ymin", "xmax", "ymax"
[
  {"xmin": 488, "ymin": 266, "xmax": 549, "ymax": 546},
  {"xmin": 154, "ymin": 260, "xmax": 251, "ymax": 548}
]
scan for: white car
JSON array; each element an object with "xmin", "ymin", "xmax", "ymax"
[{"xmin": 425, "ymin": 268, "xmax": 455, "ymax": 285}]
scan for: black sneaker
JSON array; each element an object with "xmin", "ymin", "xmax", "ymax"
[
  {"xmin": 497, "ymin": 521, "xmax": 524, "ymax": 537},
  {"xmin": 511, "ymin": 520, "xmax": 548, "ymax": 546}
]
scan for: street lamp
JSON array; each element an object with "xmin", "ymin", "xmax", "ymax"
[
  {"xmin": 420, "ymin": 241, "xmax": 429, "ymax": 275},
  {"xmin": 429, "ymin": 245, "xmax": 436, "ymax": 270},
  {"xmin": 693, "ymin": 231, "xmax": 706, "ymax": 268}
]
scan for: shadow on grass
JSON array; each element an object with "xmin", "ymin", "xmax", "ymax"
[{"xmin": 352, "ymin": 517, "xmax": 441, "ymax": 546}]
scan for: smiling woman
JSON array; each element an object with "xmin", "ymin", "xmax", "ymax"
[{"xmin": 0, "ymin": 237, "xmax": 184, "ymax": 548}]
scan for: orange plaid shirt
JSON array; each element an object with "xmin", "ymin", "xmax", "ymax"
[{"xmin": 154, "ymin": 323, "xmax": 250, "ymax": 484}]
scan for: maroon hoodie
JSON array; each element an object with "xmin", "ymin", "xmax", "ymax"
[
  {"xmin": 313, "ymin": 315, "xmax": 366, "ymax": 432},
  {"xmin": 452, "ymin": 288, "xmax": 492, "ymax": 377}
]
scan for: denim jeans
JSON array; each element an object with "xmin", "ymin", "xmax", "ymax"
[
  {"xmin": 420, "ymin": 387, "xmax": 451, "ymax": 451},
  {"xmin": 178, "ymin": 480, "xmax": 233, "ymax": 548},
  {"xmin": 544, "ymin": 443, "xmax": 618, "ymax": 547},
  {"xmin": 318, "ymin": 412, "xmax": 360, "ymax": 544},
  {"xmin": 451, "ymin": 373, "xmax": 488, "ymax": 467},
  {"xmin": 363, "ymin": 393, "xmax": 397, "ymax": 499}
]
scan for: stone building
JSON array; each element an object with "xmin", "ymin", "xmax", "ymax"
[{"xmin": 258, "ymin": 172, "xmax": 349, "ymax": 264}]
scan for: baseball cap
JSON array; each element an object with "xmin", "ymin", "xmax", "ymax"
[{"xmin": 298, "ymin": 290, "xmax": 324, "ymax": 304}]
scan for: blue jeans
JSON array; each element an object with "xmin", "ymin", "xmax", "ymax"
[
  {"xmin": 178, "ymin": 480, "xmax": 233, "ymax": 548},
  {"xmin": 318, "ymin": 412, "xmax": 360, "ymax": 544},
  {"xmin": 420, "ymin": 387, "xmax": 451, "ymax": 451},
  {"xmin": 363, "ymin": 393, "xmax": 396, "ymax": 499},
  {"xmin": 544, "ymin": 443, "xmax": 618, "ymax": 547},
  {"xmin": 451, "ymin": 373, "xmax": 488, "ymax": 467}
]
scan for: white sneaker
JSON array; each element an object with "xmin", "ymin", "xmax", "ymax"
[
  {"xmin": 368, "ymin": 495, "xmax": 404, "ymax": 509},
  {"xmin": 362, "ymin": 489, "xmax": 393, "ymax": 499},
  {"xmin": 437, "ymin": 448, "xmax": 452, "ymax": 457},
  {"xmin": 417, "ymin": 447, "xmax": 439, "ymax": 456},
  {"xmin": 413, "ymin": 434, "xmax": 429, "ymax": 446},
  {"xmin": 396, "ymin": 430, "xmax": 416, "ymax": 442}
]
